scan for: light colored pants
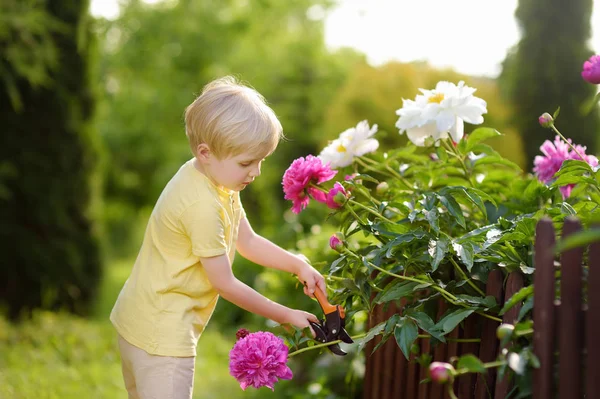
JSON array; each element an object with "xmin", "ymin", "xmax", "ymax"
[{"xmin": 118, "ymin": 335, "xmax": 195, "ymax": 399}]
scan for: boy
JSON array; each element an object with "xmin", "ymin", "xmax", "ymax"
[{"xmin": 110, "ymin": 76, "xmax": 326, "ymax": 399}]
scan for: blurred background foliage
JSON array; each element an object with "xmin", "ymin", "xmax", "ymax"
[{"xmin": 1, "ymin": 0, "xmax": 598, "ymax": 397}]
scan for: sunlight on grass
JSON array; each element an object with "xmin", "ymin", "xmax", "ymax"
[{"xmin": 0, "ymin": 259, "xmax": 288, "ymax": 399}]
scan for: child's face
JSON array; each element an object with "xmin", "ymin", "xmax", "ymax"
[{"xmin": 208, "ymin": 151, "xmax": 264, "ymax": 192}]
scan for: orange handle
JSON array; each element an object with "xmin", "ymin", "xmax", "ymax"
[{"xmin": 314, "ymin": 287, "xmax": 337, "ymax": 315}]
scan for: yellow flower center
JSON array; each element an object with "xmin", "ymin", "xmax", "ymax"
[
  {"xmin": 336, "ymin": 144, "xmax": 347, "ymax": 153},
  {"xmin": 428, "ymin": 92, "xmax": 444, "ymax": 104}
]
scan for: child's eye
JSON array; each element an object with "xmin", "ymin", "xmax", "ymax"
[{"xmin": 240, "ymin": 162, "xmax": 252, "ymax": 167}]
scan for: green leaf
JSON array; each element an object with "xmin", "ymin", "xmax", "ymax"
[
  {"xmin": 553, "ymin": 106, "xmax": 561, "ymax": 120},
  {"xmin": 356, "ymin": 321, "xmax": 386, "ymax": 352},
  {"xmin": 425, "ymin": 208, "xmax": 439, "ymax": 232},
  {"xmin": 429, "ymin": 238, "xmax": 449, "ymax": 271},
  {"xmin": 453, "ymin": 242, "xmax": 474, "ymax": 271},
  {"xmin": 560, "ymin": 202, "xmax": 577, "ymax": 216},
  {"xmin": 394, "ymin": 318, "xmax": 419, "ymax": 360},
  {"xmin": 457, "ymin": 354, "xmax": 486, "ymax": 373},
  {"xmin": 469, "ymin": 143, "xmax": 500, "ymax": 157},
  {"xmin": 499, "ymin": 285, "xmax": 533, "ymax": 316},
  {"xmin": 517, "ymin": 296, "xmax": 534, "ymax": 321},
  {"xmin": 405, "ymin": 309, "xmax": 446, "ymax": 343},
  {"xmin": 466, "ymin": 128, "xmax": 501, "ymax": 152},
  {"xmin": 436, "ymin": 308, "xmax": 474, "ymax": 334},
  {"xmin": 437, "ymin": 194, "xmax": 466, "ymax": 228},
  {"xmin": 375, "ymin": 280, "xmax": 420, "ymax": 304},
  {"xmin": 328, "ymin": 256, "xmax": 347, "ymax": 274},
  {"xmin": 456, "ymin": 294, "xmax": 497, "ymax": 309},
  {"xmin": 555, "ymin": 227, "xmax": 600, "ymax": 252}
]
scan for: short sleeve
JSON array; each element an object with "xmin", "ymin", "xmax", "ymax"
[
  {"xmin": 235, "ymin": 192, "xmax": 246, "ymax": 221},
  {"xmin": 179, "ymin": 199, "xmax": 228, "ymax": 258}
]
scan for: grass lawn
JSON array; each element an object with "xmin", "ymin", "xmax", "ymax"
[{"xmin": 0, "ymin": 258, "xmax": 306, "ymax": 398}]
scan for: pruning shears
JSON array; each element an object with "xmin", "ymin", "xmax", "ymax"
[{"xmin": 308, "ymin": 286, "xmax": 354, "ymax": 356}]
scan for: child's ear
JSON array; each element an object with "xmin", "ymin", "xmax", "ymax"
[{"xmin": 196, "ymin": 143, "xmax": 211, "ymax": 162}]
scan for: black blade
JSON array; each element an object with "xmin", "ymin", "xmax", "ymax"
[
  {"xmin": 338, "ymin": 327, "xmax": 354, "ymax": 344},
  {"xmin": 327, "ymin": 343, "xmax": 347, "ymax": 356},
  {"xmin": 309, "ymin": 321, "xmax": 328, "ymax": 344}
]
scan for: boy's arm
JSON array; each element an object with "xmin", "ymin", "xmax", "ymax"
[
  {"xmin": 201, "ymin": 253, "xmax": 318, "ymax": 330},
  {"xmin": 236, "ymin": 217, "xmax": 326, "ymax": 297}
]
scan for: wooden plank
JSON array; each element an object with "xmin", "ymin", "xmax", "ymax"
[
  {"xmin": 366, "ymin": 304, "xmax": 383, "ymax": 399},
  {"xmin": 503, "ymin": 272, "xmax": 525, "ymax": 324},
  {"xmin": 417, "ymin": 336, "xmax": 431, "ymax": 399},
  {"xmin": 474, "ymin": 269, "xmax": 503, "ymax": 399},
  {"xmin": 559, "ymin": 218, "xmax": 584, "ymax": 399},
  {"xmin": 587, "ymin": 228, "xmax": 600, "ymax": 399},
  {"xmin": 393, "ymin": 326, "xmax": 408, "ymax": 399},
  {"xmin": 381, "ymin": 304, "xmax": 397, "ymax": 399},
  {"xmin": 430, "ymin": 300, "xmax": 449, "ymax": 399},
  {"xmin": 444, "ymin": 326, "xmax": 460, "ymax": 399},
  {"xmin": 406, "ymin": 351, "xmax": 418, "ymax": 399},
  {"xmin": 457, "ymin": 316, "xmax": 479, "ymax": 399},
  {"xmin": 533, "ymin": 217, "xmax": 557, "ymax": 399},
  {"xmin": 495, "ymin": 272, "xmax": 525, "ymax": 398}
]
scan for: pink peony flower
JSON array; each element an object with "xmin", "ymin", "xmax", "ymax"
[
  {"xmin": 326, "ymin": 182, "xmax": 348, "ymax": 209},
  {"xmin": 229, "ymin": 330, "xmax": 293, "ymax": 391},
  {"xmin": 282, "ymin": 155, "xmax": 337, "ymax": 214},
  {"xmin": 582, "ymin": 55, "xmax": 600, "ymax": 84},
  {"xmin": 533, "ymin": 136, "xmax": 571, "ymax": 183},
  {"xmin": 533, "ymin": 135, "xmax": 599, "ymax": 198}
]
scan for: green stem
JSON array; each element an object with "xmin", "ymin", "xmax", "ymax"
[
  {"xmin": 442, "ymin": 138, "xmax": 474, "ymax": 186},
  {"xmin": 449, "ymin": 258, "xmax": 486, "ymax": 297},
  {"xmin": 455, "ymin": 360, "xmax": 506, "ymax": 376},
  {"xmin": 551, "ymin": 125, "xmax": 586, "ymax": 161},
  {"xmin": 343, "ymin": 251, "xmax": 458, "ymax": 301},
  {"xmin": 288, "ymin": 333, "xmax": 366, "ymax": 358},
  {"xmin": 417, "ymin": 334, "xmax": 481, "ymax": 343},
  {"xmin": 325, "ymin": 275, "xmax": 346, "ymax": 282},
  {"xmin": 354, "ymin": 157, "xmax": 397, "ymax": 181},
  {"xmin": 348, "ymin": 199, "xmax": 395, "ymax": 223},
  {"xmin": 344, "ymin": 250, "xmax": 503, "ymax": 322},
  {"xmin": 514, "ymin": 328, "xmax": 533, "ymax": 337},
  {"xmin": 447, "ymin": 385, "xmax": 459, "ymax": 399},
  {"xmin": 358, "ymin": 156, "xmax": 413, "ymax": 189}
]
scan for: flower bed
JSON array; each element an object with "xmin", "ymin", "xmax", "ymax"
[{"xmin": 278, "ymin": 67, "xmax": 600, "ymax": 397}]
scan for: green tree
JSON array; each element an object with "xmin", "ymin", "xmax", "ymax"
[
  {"xmin": 500, "ymin": 0, "xmax": 599, "ymax": 167},
  {"xmin": 0, "ymin": 0, "xmax": 101, "ymax": 319},
  {"xmin": 95, "ymin": 0, "xmax": 362, "ymax": 255}
]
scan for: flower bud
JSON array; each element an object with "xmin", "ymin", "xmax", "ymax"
[
  {"xmin": 236, "ymin": 328, "xmax": 250, "ymax": 341},
  {"xmin": 496, "ymin": 323, "xmax": 515, "ymax": 340},
  {"xmin": 538, "ymin": 113, "xmax": 554, "ymax": 128},
  {"xmin": 429, "ymin": 362, "xmax": 455, "ymax": 384},
  {"xmin": 326, "ymin": 182, "xmax": 348, "ymax": 209},
  {"xmin": 376, "ymin": 182, "xmax": 389, "ymax": 195},
  {"xmin": 329, "ymin": 233, "xmax": 345, "ymax": 252}
]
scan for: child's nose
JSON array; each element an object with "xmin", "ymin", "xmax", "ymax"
[{"xmin": 250, "ymin": 164, "xmax": 261, "ymax": 177}]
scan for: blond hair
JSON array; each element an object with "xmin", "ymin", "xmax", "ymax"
[{"xmin": 184, "ymin": 76, "xmax": 283, "ymax": 159}]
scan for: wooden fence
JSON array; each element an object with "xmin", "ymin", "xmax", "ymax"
[{"xmin": 363, "ymin": 217, "xmax": 600, "ymax": 399}]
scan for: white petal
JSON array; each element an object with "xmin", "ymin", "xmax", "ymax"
[
  {"xmin": 435, "ymin": 111, "xmax": 456, "ymax": 132},
  {"xmin": 449, "ymin": 117, "xmax": 464, "ymax": 142},
  {"xmin": 406, "ymin": 123, "xmax": 437, "ymax": 146},
  {"xmin": 353, "ymin": 139, "xmax": 379, "ymax": 156}
]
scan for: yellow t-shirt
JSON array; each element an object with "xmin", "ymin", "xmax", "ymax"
[{"xmin": 110, "ymin": 158, "xmax": 245, "ymax": 357}]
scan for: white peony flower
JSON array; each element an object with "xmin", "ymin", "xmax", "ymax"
[
  {"xmin": 395, "ymin": 81, "xmax": 487, "ymax": 146},
  {"xmin": 319, "ymin": 120, "xmax": 379, "ymax": 168}
]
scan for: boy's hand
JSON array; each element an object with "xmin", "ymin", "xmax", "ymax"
[
  {"xmin": 283, "ymin": 309, "xmax": 319, "ymax": 338},
  {"xmin": 294, "ymin": 254, "xmax": 326, "ymax": 298}
]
